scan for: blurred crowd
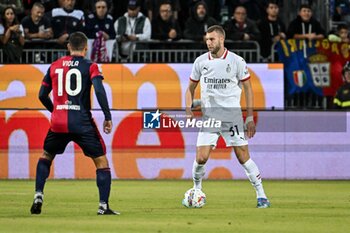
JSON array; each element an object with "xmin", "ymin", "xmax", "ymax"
[
  {"xmin": 1, "ymin": 0, "xmax": 348, "ymax": 63},
  {"xmin": 1, "ymin": 0, "xmax": 350, "ymax": 109}
]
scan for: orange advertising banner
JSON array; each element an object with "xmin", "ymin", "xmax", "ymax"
[{"xmin": 0, "ymin": 64, "xmax": 284, "ymax": 179}]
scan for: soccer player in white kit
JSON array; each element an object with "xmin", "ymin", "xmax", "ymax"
[{"xmin": 185, "ymin": 25, "xmax": 270, "ymax": 208}]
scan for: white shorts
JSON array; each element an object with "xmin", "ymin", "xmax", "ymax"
[{"xmin": 196, "ymin": 122, "xmax": 248, "ymax": 147}]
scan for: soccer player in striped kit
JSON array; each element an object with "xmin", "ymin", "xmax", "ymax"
[{"xmin": 30, "ymin": 32, "xmax": 119, "ymax": 215}]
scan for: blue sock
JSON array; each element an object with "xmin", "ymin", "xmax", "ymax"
[
  {"xmin": 96, "ymin": 168, "xmax": 111, "ymax": 204},
  {"xmin": 35, "ymin": 158, "xmax": 52, "ymax": 193}
]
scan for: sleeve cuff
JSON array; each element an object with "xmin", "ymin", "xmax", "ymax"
[
  {"xmin": 190, "ymin": 77, "xmax": 199, "ymax": 82},
  {"xmin": 241, "ymin": 76, "xmax": 250, "ymax": 82}
]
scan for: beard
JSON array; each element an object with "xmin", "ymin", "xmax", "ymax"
[{"xmin": 209, "ymin": 44, "xmax": 220, "ymax": 55}]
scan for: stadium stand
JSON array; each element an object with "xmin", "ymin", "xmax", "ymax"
[{"xmin": 0, "ymin": 0, "xmax": 347, "ymax": 110}]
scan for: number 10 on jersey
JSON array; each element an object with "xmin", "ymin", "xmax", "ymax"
[{"xmin": 55, "ymin": 68, "xmax": 82, "ymax": 96}]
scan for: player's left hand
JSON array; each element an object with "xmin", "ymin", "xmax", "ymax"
[
  {"xmin": 245, "ymin": 121, "xmax": 256, "ymax": 138},
  {"xmin": 103, "ymin": 120, "xmax": 113, "ymax": 134}
]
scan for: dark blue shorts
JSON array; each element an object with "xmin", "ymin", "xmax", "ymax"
[{"xmin": 43, "ymin": 125, "xmax": 106, "ymax": 158}]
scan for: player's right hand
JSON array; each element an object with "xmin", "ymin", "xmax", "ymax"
[
  {"xmin": 186, "ymin": 108, "xmax": 194, "ymax": 120},
  {"xmin": 103, "ymin": 120, "xmax": 113, "ymax": 134},
  {"xmin": 245, "ymin": 121, "xmax": 256, "ymax": 138}
]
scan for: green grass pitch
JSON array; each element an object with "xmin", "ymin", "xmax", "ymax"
[{"xmin": 0, "ymin": 180, "xmax": 349, "ymax": 233}]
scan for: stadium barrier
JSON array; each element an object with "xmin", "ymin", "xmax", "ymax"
[
  {"xmin": 22, "ymin": 49, "xmax": 69, "ymax": 64},
  {"xmin": 1, "ymin": 40, "xmax": 260, "ymax": 64},
  {"xmin": 121, "ymin": 40, "xmax": 261, "ymax": 63}
]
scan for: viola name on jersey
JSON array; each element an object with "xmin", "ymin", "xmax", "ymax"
[{"xmin": 63, "ymin": 60, "xmax": 79, "ymax": 66}]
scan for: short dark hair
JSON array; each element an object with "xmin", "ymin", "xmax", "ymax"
[
  {"xmin": 95, "ymin": 0, "xmax": 108, "ymax": 6},
  {"xmin": 207, "ymin": 25, "xmax": 226, "ymax": 39},
  {"xmin": 32, "ymin": 2, "xmax": 44, "ymax": 9},
  {"xmin": 160, "ymin": 0, "xmax": 172, "ymax": 8},
  {"xmin": 266, "ymin": 0, "xmax": 279, "ymax": 8},
  {"xmin": 68, "ymin": 32, "xmax": 88, "ymax": 51},
  {"xmin": 299, "ymin": 4, "xmax": 312, "ymax": 11},
  {"xmin": 337, "ymin": 23, "xmax": 348, "ymax": 31}
]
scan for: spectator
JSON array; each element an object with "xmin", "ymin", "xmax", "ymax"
[
  {"xmin": 111, "ymin": 0, "xmax": 146, "ymax": 21},
  {"xmin": 48, "ymin": 0, "xmax": 85, "ymax": 45},
  {"xmin": 85, "ymin": 0, "xmax": 115, "ymax": 40},
  {"xmin": 223, "ymin": 5, "xmax": 261, "ymax": 41},
  {"xmin": 145, "ymin": 0, "xmax": 180, "ymax": 22},
  {"xmin": 333, "ymin": 0, "xmax": 350, "ymax": 23},
  {"xmin": 257, "ymin": 0, "xmax": 286, "ymax": 60},
  {"xmin": 225, "ymin": 0, "xmax": 266, "ymax": 21},
  {"xmin": 183, "ymin": 1, "xmax": 217, "ymax": 42},
  {"xmin": 21, "ymin": 2, "xmax": 53, "ymax": 40},
  {"xmin": 85, "ymin": 0, "xmax": 115, "ymax": 62},
  {"xmin": 75, "ymin": 0, "xmax": 113, "ymax": 15},
  {"xmin": 114, "ymin": 0, "xmax": 151, "ymax": 58},
  {"xmin": 0, "ymin": 6, "xmax": 25, "ymax": 63},
  {"xmin": 334, "ymin": 62, "xmax": 350, "ymax": 109},
  {"xmin": 328, "ymin": 23, "xmax": 350, "ymax": 43},
  {"xmin": 0, "ymin": 0, "xmax": 24, "ymax": 16},
  {"xmin": 151, "ymin": 0, "xmax": 181, "ymax": 41},
  {"xmin": 286, "ymin": 4, "xmax": 325, "ymax": 40}
]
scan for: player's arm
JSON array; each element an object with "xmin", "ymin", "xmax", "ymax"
[
  {"xmin": 92, "ymin": 77, "xmax": 112, "ymax": 134},
  {"xmin": 185, "ymin": 80, "xmax": 198, "ymax": 119},
  {"xmin": 242, "ymin": 79, "xmax": 256, "ymax": 138},
  {"xmin": 38, "ymin": 86, "xmax": 53, "ymax": 112},
  {"xmin": 38, "ymin": 69, "xmax": 53, "ymax": 112}
]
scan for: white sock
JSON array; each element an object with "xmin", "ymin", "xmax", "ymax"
[
  {"xmin": 34, "ymin": 192, "xmax": 43, "ymax": 203},
  {"xmin": 242, "ymin": 159, "xmax": 267, "ymax": 199},
  {"xmin": 99, "ymin": 202, "xmax": 107, "ymax": 209},
  {"xmin": 192, "ymin": 160, "xmax": 205, "ymax": 190}
]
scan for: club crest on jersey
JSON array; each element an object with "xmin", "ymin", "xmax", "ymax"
[{"xmin": 226, "ymin": 64, "xmax": 231, "ymax": 73}]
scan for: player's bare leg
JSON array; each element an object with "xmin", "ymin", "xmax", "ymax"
[
  {"xmin": 193, "ymin": 146, "xmax": 212, "ymax": 190},
  {"xmin": 92, "ymin": 155, "xmax": 120, "ymax": 215},
  {"xmin": 30, "ymin": 151, "xmax": 55, "ymax": 214},
  {"xmin": 233, "ymin": 145, "xmax": 270, "ymax": 208}
]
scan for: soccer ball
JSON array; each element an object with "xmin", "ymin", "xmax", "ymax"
[{"xmin": 182, "ymin": 188, "xmax": 206, "ymax": 208}]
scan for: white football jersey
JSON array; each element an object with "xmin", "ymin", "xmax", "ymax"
[{"xmin": 190, "ymin": 49, "xmax": 250, "ymax": 109}]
